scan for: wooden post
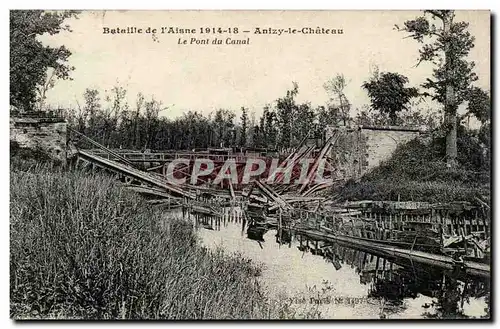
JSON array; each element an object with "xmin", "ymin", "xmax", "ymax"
[
  {"xmin": 483, "ymin": 210, "xmax": 489, "ymax": 238},
  {"xmin": 279, "ymin": 209, "xmax": 283, "ymax": 247},
  {"xmin": 474, "ymin": 209, "xmax": 478, "ymax": 233},
  {"xmin": 389, "ymin": 213, "xmax": 393, "ymax": 239},
  {"xmin": 460, "ymin": 278, "xmax": 468, "ymax": 309},
  {"xmin": 446, "ymin": 210, "xmax": 451, "ymax": 236},
  {"xmin": 381, "ymin": 217, "xmax": 386, "ymax": 240},
  {"xmin": 460, "ymin": 223, "xmax": 468, "ymax": 257},
  {"xmin": 182, "ymin": 198, "xmax": 186, "ymax": 219}
]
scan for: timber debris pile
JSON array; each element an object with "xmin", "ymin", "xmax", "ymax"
[{"xmin": 69, "ymin": 128, "xmax": 490, "ymax": 279}]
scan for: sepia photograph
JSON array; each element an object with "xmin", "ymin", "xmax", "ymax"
[{"xmin": 9, "ymin": 9, "xmax": 491, "ymax": 320}]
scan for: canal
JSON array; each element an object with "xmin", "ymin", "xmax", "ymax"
[{"xmin": 171, "ymin": 207, "xmax": 490, "ymax": 319}]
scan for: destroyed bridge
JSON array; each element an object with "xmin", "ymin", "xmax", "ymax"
[{"xmin": 68, "ymin": 127, "xmax": 490, "ymax": 281}]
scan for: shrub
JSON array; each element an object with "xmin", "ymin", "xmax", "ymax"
[{"xmin": 335, "ymin": 126, "xmax": 490, "ymax": 203}]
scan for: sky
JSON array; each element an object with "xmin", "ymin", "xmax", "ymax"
[{"xmin": 40, "ymin": 10, "xmax": 491, "ymax": 119}]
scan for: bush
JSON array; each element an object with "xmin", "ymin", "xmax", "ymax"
[
  {"xmin": 10, "ymin": 141, "xmax": 56, "ymax": 171},
  {"xmin": 10, "ymin": 166, "xmax": 295, "ymax": 319},
  {"xmin": 335, "ymin": 126, "xmax": 490, "ymax": 203}
]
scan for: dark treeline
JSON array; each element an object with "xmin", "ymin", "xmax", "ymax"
[
  {"xmin": 11, "ymin": 10, "xmax": 490, "ymax": 166},
  {"xmin": 64, "ymin": 82, "xmax": 439, "ymax": 151}
]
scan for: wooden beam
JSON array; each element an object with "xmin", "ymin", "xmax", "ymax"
[
  {"xmin": 297, "ymin": 228, "xmax": 490, "ymax": 279},
  {"xmin": 78, "ymin": 149, "xmax": 195, "ymax": 199},
  {"xmin": 228, "ymin": 178, "xmax": 236, "ymax": 200},
  {"xmin": 254, "ymin": 180, "xmax": 292, "ymax": 210},
  {"xmin": 299, "ymin": 131, "xmax": 340, "ymax": 195},
  {"xmin": 69, "ymin": 128, "xmax": 135, "ymax": 167}
]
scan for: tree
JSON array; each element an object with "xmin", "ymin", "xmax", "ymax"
[
  {"xmin": 143, "ymin": 97, "xmax": 165, "ymax": 150},
  {"xmin": 253, "ymin": 125, "xmax": 263, "ymax": 148},
  {"xmin": 239, "ymin": 107, "xmax": 248, "ymax": 147},
  {"xmin": 106, "ymin": 86, "xmax": 128, "ymax": 123},
  {"xmin": 276, "ymin": 82, "xmax": 299, "ymax": 149},
  {"xmin": 464, "ymin": 87, "xmax": 491, "ymax": 158},
  {"xmin": 246, "ymin": 111, "xmax": 257, "ymax": 147},
  {"xmin": 10, "ymin": 10, "xmax": 79, "ymax": 111},
  {"xmin": 260, "ymin": 105, "xmax": 278, "ymax": 149},
  {"xmin": 82, "ymin": 88, "xmax": 101, "ymax": 134},
  {"xmin": 362, "ymin": 71, "xmax": 419, "ymax": 125},
  {"xmin": 464, "ymin": 87, "xmax": 490, "ymax": 124},
  {"xmin": 35, "ymin": 68, "xmax": 57, "ymax": 111},
  {"xmin": 354, "ymin": 106, "xmax": 392, "ymax": 126},
  {"xmin": 212, "ymin": 109, "xmax": 235, "ymax": 148},
  {"xmin": 293, "ymin": 103, "xmax": 315, "ymax": 145},
  {"xmin": 323, "ymin": 74, "xmax": 351, "ymax": 125},
  {"xmin": 398, "ymin": 10, "xmax": 478, "ymax": 167},
  {"xmin": 315, "ymin": 105, "xmax": 342, "ymax": 139}
]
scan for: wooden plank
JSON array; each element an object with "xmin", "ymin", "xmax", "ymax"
[
  {"xmin": 268, "ymin": 134, "xmax": 309, "ymax": 184},
  {"xmin": 302, "ymin": 181, "xmax": 335, "ymax": 197},
  {"xmin": 299, "ymin": 132, "xmax": 339, "ymax": 194},
  {"xmin": 228, "ymin": 178, "xmax": 236, "ymax": 200},
  {"xmin": 69, "ymin": 128, "xmax": 135, "ymax": 167},
  {"xmin": 295, "ymin": 228, "xmax": 490, "ymax": 278},
  {"xmin": 78, "ymin": 149, "xmax": 195, "ymax": 199},
  {"xmin": 254, "ymin": 180, "xmax": 292, "ymax": 210},
  {"xmin": 475, "ymin": 196, "xmax": 490, "ymax": 209}
]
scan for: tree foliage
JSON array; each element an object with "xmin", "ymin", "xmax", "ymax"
[
  {"xmin": 323, "ymin": 74, "xmax": 351, "ymax": 124},
  {"xmin": 65, "ymin": 83, "xmax": 343, "ymax": 152},
  {"xmin": 465, "ymin": 87, "xmax": 490, "ymax": 124},
  {"xmin": 400, "ymin": 11, "xmax": 477, "ymax": 104},
  {"xmin": 275, "ymin": 82, "xmax": 299, "ymax": 149},
  {"xmin": 239, "ymin": 107, "xmax": 248, "ymax": 147},
  {"xmin": 362, "ymin": 71, "xmax": 419, "ymax": 124},
  {"xmin": 212, "ymin": 109, "xmax": 236, "ymax": 148},
  {"xmin": 10, "ymin": 10, "xmax": 79, "ymax": 111},
  {"xmin": 398, "ymin": 10, "xmax": 479, "ymax": 166},
  {"xmin": 65, "ymin": 74, "xmax": 446, "ymax": 153}
]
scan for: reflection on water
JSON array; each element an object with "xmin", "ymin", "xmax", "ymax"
[{"xmin": 170, "ymin": 207, "xmax": 489, "ymax": 319}]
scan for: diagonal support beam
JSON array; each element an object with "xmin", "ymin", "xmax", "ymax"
[{"xmin": 78, "ymin": 149, "xmax": 195, "ymax": 199}]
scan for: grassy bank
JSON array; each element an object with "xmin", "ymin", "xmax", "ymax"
[
  {"xmin": 10, "ymin": 164, "xmax": 314, "ymax": 319},
  {"xmin": 335, "ymin": 128, "xmax": 490, "ymax": 203}
]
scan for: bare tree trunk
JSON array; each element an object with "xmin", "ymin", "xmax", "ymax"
[
  {"xmin": 444, "ymin": 111, "xmax": 458, "ymax": 166},
  {"xmin": 443, "ymin": 13, "xmax": 458, "ymax": 168}
]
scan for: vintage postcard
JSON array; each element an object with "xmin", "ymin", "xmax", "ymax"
[{"xmin": 9, "ymin": 10, "xmax": 491, "ymax": 320}]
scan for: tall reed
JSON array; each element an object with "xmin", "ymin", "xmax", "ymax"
[{"xmin": 10, "ymin": 165, "xmax": 306, "ymax": 319}]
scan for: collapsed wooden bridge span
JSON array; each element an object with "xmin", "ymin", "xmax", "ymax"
[{"xmin": 69, "ymin": 128, "xmax": 491, "ymax": 280}]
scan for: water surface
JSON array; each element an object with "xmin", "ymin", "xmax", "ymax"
[{"xmin": 172, "ymin": 209, "xmax": 489, "ymax": 319}]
